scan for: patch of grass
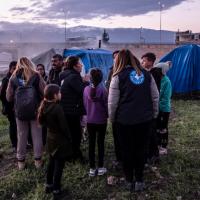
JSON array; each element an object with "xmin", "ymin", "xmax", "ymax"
[{"xmin": 1, "ymin": 100, "xmax": 200, "ymax": 199}]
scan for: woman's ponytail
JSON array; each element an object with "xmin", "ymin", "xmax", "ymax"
[
  {"xmin": 37, "ymin": 99, "xmax": 47, "ymax": 125},
  {"xmin": 89, "ymin": 68, "xmax": 103, "ymax": 100}
]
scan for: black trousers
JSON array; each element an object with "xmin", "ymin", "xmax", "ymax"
[
  {"xmin": 46, "ymin": 154, "xmax": 65, "ymax": 190},
  {"xmin": 65, "ymin": 115, "xmax": 83, "ymax": 160},
  {"xmin": 42, "ymin": 126, "xmax": 47, "ymax": 146},
  {"xmin": 112, "ymin": 122, "xmax": 122, "ymax": 162},
  {"xmin": 146, "ymin": 119, "xmax": 159, "ymax": 161},
  {"xmin": 117, "ymin": 121, "xmax": 150, "ymax": 182},
  {"xmin": 87, "ymin": 123, "xmax": 107, "ymax": 168},
  {"xmin": 157, "ymin": 112, "xmax": 170, "ymax": 148},
  {"xmin": 7, "ymin": 113, "xmax": 17, "ymax": 148}
]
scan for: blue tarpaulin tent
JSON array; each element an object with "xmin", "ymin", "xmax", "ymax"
[
  {"xmin": 160, "ymin": 44, "xmax": 200, "ymax": 93},
  {"xmin": 63, "ymin": 49, "xmax": 113, "ymax": 80}
]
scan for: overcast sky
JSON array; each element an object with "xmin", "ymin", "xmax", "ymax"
[{"xmin": 0, "ymin": 0, "xmax": 199, "ymax": 32}]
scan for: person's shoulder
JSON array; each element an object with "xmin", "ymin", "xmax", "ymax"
[
  {"xmin": 52, "ymin": 103, "xmax": 63, "ymax": 113},
  {"xmin": 162, "ymin": 75, "xmax": 170, "ymax": 82},
  {"xmin": 35, "ymin": 72, "xmax": 41, "ymax": 78},
  {"xmin": 84, "ymin": 85, "xmax": 91, "ymax": 93},
  {"xmin": 100, "ymin": 86, "xmax": 108, "ymax": 95},
  {"xmin": 142, "ymin": 68, "xmax": 150, "ymax": 75},
  {"xmin": 71, "ymin": 70, "xmax": 80, "ymax": 77},
  {"xmin": 59, "ymin": 70, "xmax": 67, "ymax": 80},
  {"xmin": 54, "ymin": 102, "xmax": 62, "ymax": 108},
  {"xmin": 98, "ymin": 84, "xmax": 107, "ymax": 91},
  {"xmin": 70, "ymin": 72, "xmax": 82, "ymax": 83},
  {"xmin": 64, "ymin": 70, "xmax": 78, "ymax": 79},
  {"xmin": 85, "ymin": 85, "xmax": 91, "ymax": 90}
]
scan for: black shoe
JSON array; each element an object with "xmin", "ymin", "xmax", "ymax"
[
  {"xmin": 53, "ymin": 189, "xmax": 62, "ymax": 195},
  {"xmin": 45, "ymin": 184, "xmax": 53, "ymax": 194},
  {"xmin": 26, "ymin": 143, "xmax": 32, "ymax": 150},
  {"xmin": 53, "ymin": 188, "xmax": 70, "ymax": 200},
  {"xmin": 53, "ymin": 189, "xmax": 62, "ymax": 200}
]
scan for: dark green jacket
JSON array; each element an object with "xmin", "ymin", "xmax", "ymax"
[{"xmin": 39, "ymin": 102, "xmax": 72, "ymax": 158}]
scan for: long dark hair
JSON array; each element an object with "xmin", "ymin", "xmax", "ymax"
[
  {"xmin": 37, "ymin": 84, "xmax": 60, "ymax": 124},
  {"xmin": 90, "ymin": 68, "xmax": 103, "ymax": 100},
  {"xmin": 36, "ymin": 64, "xmax": 46, "ymax": 77},
  {"xmin": 64, "ymin": 56, "xmax": 79, "ymax": 70},
  {"xmin": 7, "ymin": 61, "xmax": 17, "ymax": 76}
]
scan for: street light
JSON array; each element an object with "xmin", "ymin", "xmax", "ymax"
[
  {"xmin": 61, "ymin": 9, "xmax": 70, "ymax": 49},
  {"xmin": 139, "ymin": 27, "xmax": 145, "ymax": 44},
  {"xmin": 158, "ymin": 1, "xmax": 165, "ymax": 45}
]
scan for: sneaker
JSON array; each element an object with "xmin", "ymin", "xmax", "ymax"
[
  {"xmin": 18, "ymin": 161, "xmax": 25, "ymax": 170},
  {"xmin": 89, "ymin": 168, "xmax": 96, "ymax": 177},
  {"xmin": 159, "ymin": 147, "xmax": 168, "ymax": 155},
  {"xmin": 97, "ymin": 167, "xmax": 107, "ymax": 176},
  {"xmin": 45, "ymin": 184, "xmax": 53, "ymax": 194},
  {"xmin": 134, "ymin": 181, "xmax": 145, "ymax": 192},
  {"xmin": 34, "ymin": 159, "xmax": 43, "ymax": 169}
]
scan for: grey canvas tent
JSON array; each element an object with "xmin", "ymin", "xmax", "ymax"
[{"xmin": 32, "ymin": 48, "xmax": 56, "ymax": 72}]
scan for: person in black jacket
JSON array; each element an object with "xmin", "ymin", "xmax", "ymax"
[
  {"xmin": 0, "ymin": 61, "xmax": 17, "ymax": 150},
  {"xmin": 47, "ymin": 54, "xmax": 63, "ymax": 85},
  {"xmin": 38, "ymin": 84, "xmax": 72, "ymax": 197},
  {"xmin": 60, "ymin": 56, "xmax": 86, "ymax": 161}
]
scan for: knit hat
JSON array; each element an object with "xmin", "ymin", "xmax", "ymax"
[{"xmin": 154, "ymin": 61, "xmax": 172, "ymax": 75}]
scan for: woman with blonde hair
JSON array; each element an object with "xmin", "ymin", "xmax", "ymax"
[
  {"xmin": 6, "ymin": 57, "xmax": 46, "ymax": 170},
  {"xmin": 108, "ymin": 49, "xmax": 159, "ymax": 191}
]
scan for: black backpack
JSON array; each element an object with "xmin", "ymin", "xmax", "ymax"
[{"xmin": 14, "ymin": 74, "xmax": 40, "ymax": 121}]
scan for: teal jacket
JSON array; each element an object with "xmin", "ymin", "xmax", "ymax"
[{"xmin": 159, "ymin": 76, "xmax": 172, "ymax": 112}]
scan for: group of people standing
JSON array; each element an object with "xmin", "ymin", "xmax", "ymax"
[{"xmin": 0, "ymin": 49, "xmax": 172, "ymax": 197}]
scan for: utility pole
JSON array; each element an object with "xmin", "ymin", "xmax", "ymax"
[
  {"xmin": 64, "ymin": 11, "xmax": 67, "ymax": 48},
  {"xmin": 158, "ymin": 1, "xmax": 165, "ymax": 45},
  {"xmin": 139, "ymin": 27, "xmax": 145, "ymax": 44},
  {"xmin": 61, "ymin": 9, "xmax": 69, "ymax": 49}
]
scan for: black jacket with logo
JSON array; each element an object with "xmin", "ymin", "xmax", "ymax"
[{"xmin": 116, "ymin": 67, "xmax": 153, "ymax": 125}]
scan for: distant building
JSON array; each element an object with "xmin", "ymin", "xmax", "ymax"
[
  {"xmin": 102, "ymin": 29, "xmax": 109, "ymax": 43},
  {"xmin": 176, "ymin": 30, "xmax": 200, "ymax": 44}
]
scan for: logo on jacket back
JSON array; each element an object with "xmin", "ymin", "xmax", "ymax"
[{"xmin": 129, "ymin": 70, "xmax": 144, "ymax": 85}]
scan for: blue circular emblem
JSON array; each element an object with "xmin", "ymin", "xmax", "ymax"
[{"xmin": 129, "ymin": 70, "xmax": 144, "ymax": 85}]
